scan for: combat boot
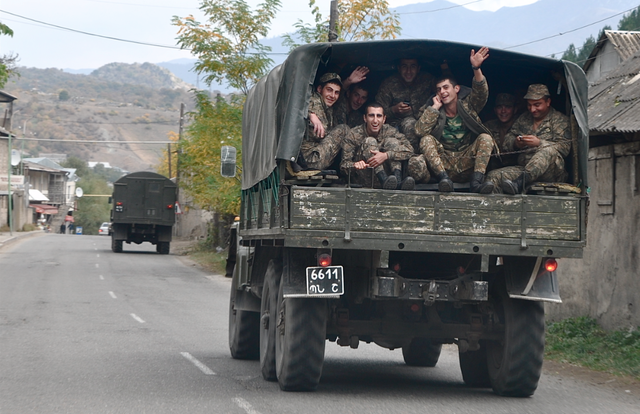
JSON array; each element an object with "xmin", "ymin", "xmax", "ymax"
[
  {"xmin": 436, "ymin": 171, "xmax": 454, "ymax": 192},
  {"xmin": 469, "ymin": 172, "xmax": 495, "ymax": 194},
  {"xmin": 393, "ymin": 169, "xmax": 415, "ymax": 191},
  {"xmin": 502, "ymin": 172, "xmax": 529, "ymax": 195},
  {"xmin": 377, "ymin": 171, "xmax": 398, "ymax": 190}
]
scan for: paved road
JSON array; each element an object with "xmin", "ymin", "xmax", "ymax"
[{"xmin": 1, "ymin": 235, "xmax": 638, "ymax": 413}]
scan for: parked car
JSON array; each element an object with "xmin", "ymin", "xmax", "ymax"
[{"xmin": 98, "ymin": 222, "xmax": 111, "ymax": 236}]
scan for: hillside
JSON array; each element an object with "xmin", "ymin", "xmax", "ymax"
[{"xmin": 3, "ymin": 63, "xmax": 199, "ymax": 173}]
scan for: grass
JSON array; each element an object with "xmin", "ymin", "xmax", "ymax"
[
  {"xmin": 186, "ymin": 241, "xmax": 228, "ymax": 275},
  {"xmin": 545, "ymin": 317, "xmax": 640, "ymax": 380}
]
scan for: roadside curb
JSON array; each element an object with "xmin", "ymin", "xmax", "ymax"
[{"xmin": 0, "ymin": 231, "xmax": 47, "ymax": 251}]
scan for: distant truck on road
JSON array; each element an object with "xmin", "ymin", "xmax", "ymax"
[{"xmin": 110, "ymin": 172, "xmax": 177, "ymax": 254}]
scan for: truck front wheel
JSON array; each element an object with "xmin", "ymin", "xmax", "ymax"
[
  {"xmin": 260, "ymin": 260, "xmax": 282, "ymax": 381},
  {"xmin": 275, "ymin": 280, "xmax": 327, "ymax": 391},
  {"xmin": 402, "ymin": 338, "xmax": 442, "ymax": 367},
  {"xmin": 112, "ymin": 237, "xmax": 123, "ymax": 253},
  {"xmin": 486, "ymin": 283, "xmax": 545, "ymax": 397},
  {"xmin": 228, "ymin": 275, "xmax": 260, "ymax": 360},
  {"xmin": 156, "ymin": 242, "xmax": 170, "ymax": 254}
]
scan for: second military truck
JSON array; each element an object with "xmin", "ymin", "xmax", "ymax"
[
  {"xmin": 227, "ymin": 39, "xmax": 589, "ymax": 397},
  {"xmin": 110, "ymin": 171, "xmax": 177, "ymax": 254}
]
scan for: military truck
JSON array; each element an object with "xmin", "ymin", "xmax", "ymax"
[
  {"xmin": 226, "ymin": 40, "xmax": 589, "ymax": 397},
  {"xmin": 110, "ymin": 171, "xmax": 177, "ymax": 254}
]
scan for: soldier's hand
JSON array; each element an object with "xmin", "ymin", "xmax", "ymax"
[
  {"xmin": 347, "ymin": 66, "xmax": 369, "ymax": 85},
  {"xmin": 517, "ymin": 134, "xmax": 540, "ymax": 148},
  {"xmin": 366, "ymin": 150, "xmax": 388, "ymax": 168},
  {"xmin": 432, "ymin": 95, "xmax": 442, "ymax": 110},
  {"xmin": 354, "ymin": 160, "xmax": 368, "ymax": 170},
  {"xmin": 393, "ymin": 102, "xmax": 412, "ymax": 115},
  {"xmin": 470, "ymin": 46, "xmax": 489, "ymax": 68},
  {"xmin": 309, "ymin": 113, "xmax": 325, "ymax": 138}
]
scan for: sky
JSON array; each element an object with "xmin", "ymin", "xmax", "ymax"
[{"xmin": 0, "ymin": 0, "xmax": 540, "ymax": 70}]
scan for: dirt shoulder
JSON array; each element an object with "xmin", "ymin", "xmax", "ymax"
[{"xmin": 543, "ymin": 359, "xmax": 640, "ymax": 396}]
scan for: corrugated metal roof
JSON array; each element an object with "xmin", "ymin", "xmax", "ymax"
[
  {"xmin": 589, "ymin": 50, "xmax": 640, "ymax": 133},
  {"xmin": 606, "ymin": 30, "xmax": 640, "ymax": 61}
]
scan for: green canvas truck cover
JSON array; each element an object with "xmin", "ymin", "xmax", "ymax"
[{"xmin": 241, "ymin": 39, "xmax": 589, "ymax": 191}]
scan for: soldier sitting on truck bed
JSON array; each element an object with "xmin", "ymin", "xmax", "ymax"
[
  {"xmin": 407, "ymin": 47, "xmax": 495, "ymax": 194},
  {"xmin": 340, "ymin": 102, "xmax": 415, "ymax": 190},
  {"xmin": 375, "ymin": 58, "xmax": 434, "ymax": 152},
  {"xmin": 484, "ymin": 93, "xmax": 519, "ymax": 169},
  {"xmin": 484, "ymin": 84, "xmax": 571, "ymax": 194},
  {"xmin": 333, "ymin": 66, "xmax": 371, "ymax": 128},
  {"xmin": 300, "ymin": 72, "xmax": 352, "ymax": 170}
]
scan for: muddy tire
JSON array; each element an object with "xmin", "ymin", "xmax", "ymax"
[
  {"xmin": 459, "ymin": 343, "xmax": 491, "ymax": 387},
  {"xmin": 402, "ymin": 338, "xmax": 442, "ymax": 367},
  {"xmin": 112, "ymin": 237, "xmax": 123, "ymax": 253},
  {"xmin": 260, "ymin": 260, "xmax": 282, "ymax": 381},
  {"xmin": 228, "ymin": 273, "xmax": 260, "ymax": 360},
  {"xmin": 156, "ymin": 242, "xmax": 170, "ymax": 255},
  {"xmin": 486, "ymin": 282, "xmax": 545, "ymax": 397},
  {"xmin": 275, "ymin": 280, "xmax": 327, "ymax": 391}
]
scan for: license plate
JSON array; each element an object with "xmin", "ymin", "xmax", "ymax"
[{"xmin": 306, "ymin": 266, "xmax": 344, "ymax": 296}]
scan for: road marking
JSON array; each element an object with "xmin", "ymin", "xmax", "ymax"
[
  {"xmin": 130, "ymin": 313, "xmax": 145, "ymax": 323},
  {"xmin": 97, "ymin": 254, "xmax": 100, "ymax": 258},
  {"xmin": 180, "ymin": 352, "xmax": 216, "ymax": 375},
  {"xmin": 99, "ymin": 275, "xmax": 104, "ymax": 280},
  {"xmin": 108, "ymin": 291, "xmax": 117, "ymax": 299},
  {"xmin": 233, "ymin": 397, "xmax": 261, "ymax": 414}
]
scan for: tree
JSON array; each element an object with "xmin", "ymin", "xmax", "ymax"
[
  {"xmin": 178, "ymin": 92, "xmax": 243, "ymax": 215},
  {"xmin": 618, "ymin": 6, "xmax": 640, "ymax": 31},
  {"xmin": 172, "ymin": 0, "xmax": 281, "ymax": 95},
  {"xmin": 283, "ymin": 0, "xmax": 401, "ymax": 51},
  {"xmin": 0, "ymin": 22, "xmax": 18, "ymax": 88},
  {"xmin": 58, "ymin": 90, "xmax": 70, "ymax": 101},
  {"xmin": 561, "ymin": 25, "xmax": 611, "ymax": 65},
  {"xmin": 154, "ymin": 131, "xmax": 179, "ymax": 179}
]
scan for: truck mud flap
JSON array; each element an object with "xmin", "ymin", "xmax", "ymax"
[{"xmin": 504, "ymin": 256, "xmax": 562, "ymax": 303}]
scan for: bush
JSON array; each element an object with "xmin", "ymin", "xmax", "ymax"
[{"xmin": 22, "ymin": 223, "xmax": 38, "ymax": 232}]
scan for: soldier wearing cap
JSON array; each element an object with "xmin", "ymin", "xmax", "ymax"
[
  {"xmin": 301, "ymin": 72, "xmax": 351, "ymax": 170},
  {"xmin": 485, "ymin": 93, "xmax": 518, "ymax": 168},
  {"xmin": 485, "ymin": 84, "xmax": 571, "ymax": 194}
]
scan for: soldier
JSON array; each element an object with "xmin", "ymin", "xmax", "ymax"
[
  {"xmin": 485, "ymin": 84, "xmax": 571, "ymax": 194},
  {"xmin": 334, "ymin": 83, "xmax": 371, "ymax": 128},
  {"xmin": 300, "ymin": 72, "xmax": 351, "ymax": 170},
  {"xmin": 375, "ymin": 58, "xmax": 434, "ymax": 151},
  {"xmin": 408, "ymin": 47, "xmax": 495, "ymax": 193},
  {"xmin": 485, "ymin": 93, "xmax": 518, "ymax": 169},
  {"xmin": 341, "ymin": 102, "xmax": 415, "ymax": 190}
]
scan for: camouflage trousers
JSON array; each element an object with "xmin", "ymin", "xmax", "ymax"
[
  {"xmin": 485, "ymin": 145, "xmax": 568, "ymax": 193},
  {"xmin": 408, "ymin": 133, "xmax": 493, "ymax": 183},
  {"xmin": 300, "ymin": 124, "xmax": 350, "ymax": 170},
  {"xmin": 346, "ymin": 137, "xmax": 405, "ymax": 188},
  {"xmin": 399, "ymin": 117, "xmax": 420, "ymax": 153}
]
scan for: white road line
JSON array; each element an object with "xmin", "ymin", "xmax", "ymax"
[
  {"xmin": 130, "ymin": 313, "xmax": 145, "ymax": 323},
  {"xmin": 99, "ymin": 275, "xmax": 104, "ymax": 280},
  {"xmin": 233, "ymin": 397, "xmax": 261, "ymax": 414},
  {"xmin": 97, "ymin": 254, "xmax": 100, "ymax": 258},
  {"xmin": 108, "ymin": 291, "xmax": 117, "ymax": 299},
  {"xmin": 180, "ymin": 352, "xmax": 216, "ymax": 376}
]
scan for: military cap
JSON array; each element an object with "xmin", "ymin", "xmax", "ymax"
[
  {"xmin": 495, "ymin": 93, "xmax": 515, "ymax": 107},
  {"xmin": 319, "ymin": 72, "xmax": 342, "ymax": 87},
  {"xmin": 523, "ymin": 84, "xmax": 550, "ymax": 100}
]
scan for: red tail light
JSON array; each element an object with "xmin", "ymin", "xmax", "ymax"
[
  {"xmin": 544, "ymin": 258, "xmax": 558, "ymax": 272},
  {"xmin": 116, "ymin": 201, "xmax": 123, "ymax": 206},
  {"xmin": 167, "ymin": 204, "xmax": 174, "ymax": 209},
  {"xmin": 318, "ymin": 253, "xmax": 332, "ymax": 267}
]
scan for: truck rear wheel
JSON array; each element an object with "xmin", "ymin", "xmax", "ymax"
[
  {"xmin": 459, "ymin": 343, "xmax": 491, "ymax": 387},
  {"xmin": 486, "ymin": 282, "xmax": 545, "ymax": 397},
  {"xmin": 228, "ymin": 274, "xmax": 260, "ymax": 360},
  {"xmin": 260, "ymin": 260, "xmax": 282, "ymax": 381},
  {"xmin": 112, "ymin": 237, "xmax": 123, "ymax": 253},
  {"xmin": 156, "ymin": 242, "xmax": 170, "ymax": 255},
  {"xmin": 275, "ymin": 280, "xmax": 327, "ymax": 391},
  {"xmin": 402, "ymin": 338, "xmax": 442, "ymax": 367}
]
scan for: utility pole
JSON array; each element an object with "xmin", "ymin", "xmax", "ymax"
[
  {"xmin": 167, "ymin": 142, "xmax": 172, "ymax": 179},
  {"xmin": 174, "ymin": 102, "xmax": 185, "ymax": 238},
  {"xmin": 328, "ymin": 0, "xmax": 339, "ymax": 42},
  {"xmin": 7, "ymin": 132, "xmax": 13, "ymax": 235}
]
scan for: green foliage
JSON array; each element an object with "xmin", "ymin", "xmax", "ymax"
[
  {"xmin": 0, "ymin": 21, "xmax": 17, "ymax": 88},
  {"xmin": 546, "ymin": 317, "xmax": 640, "ymax": 379},
  {"xmin": 172, "ymin": 0, "xmax": 282, "ymax": 94},
  {"xmin": 61, "ymin": 156, "xmax": 90, "ymax": 177},
  {"xmin": 283, "ymin": 0, "xmax": 401, "ymax": 51},
  {"xmin": 561, "ymin": 26, "xmax": 611, "ymax": 66},
  {"xmin": 58, "ymin": 90, "xmax": 70, "ymax": 101},
  {"xmin": 178, "ymin": 91, "xmax": 242, "ymax": 215},
  {"xmin": 618, "ymin": 6, "xmax": 640, "ymax": 31},
  {"xmin": 74, "ymin": 173, "xmax": 112, "ymax": 235}
]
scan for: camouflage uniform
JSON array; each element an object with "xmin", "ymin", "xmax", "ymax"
[
  {"xmin": 408, "ymin": 78, "xmax": 494, "ymax": 183},
  {"xmin": 341, "ymin": 124, "xmax": 414, "ymax": 188},
  {"xmin": 334, "ymin": 95, "xmax": 365, "ymax": 128},
  {"xmin": 301, "ymin": 91, "xmax": 350, "ymax": 170},
  {"xmin": 485, "ymin": 117, "xmax": 518, "ymax": 168},
  {"xmin": 375, "ymin": 72, "xmax": 434, "ymax": 151},
  {"xmin": 485, "ymin": 106, "xmax": 571, "ymax": 191}
]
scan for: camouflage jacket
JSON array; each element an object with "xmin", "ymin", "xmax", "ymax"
[
  {"xmin": 414, "ymin": 77, "xmax": 491, "ymax": 152},
  {"xmin": 340, "ymin": 124, "xmax": 414, "ymax": 174},
  {"xmin": 485, "ymin": 117, "xmax": 515, "ymax": 150},
  {"xmin": 334, "ymin": 96, "xmax": 365, "ymax": 128},
  {"xmin": 375, "ymin": 72, "xmax": 434, "ymax": 126},
  {"xmin": 503, "ymin": 107, "xmax": 571, "ymax": 161},
  {"xmin": 306, "ymin": 92, "xmax": 337, "ymax": 142}
]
